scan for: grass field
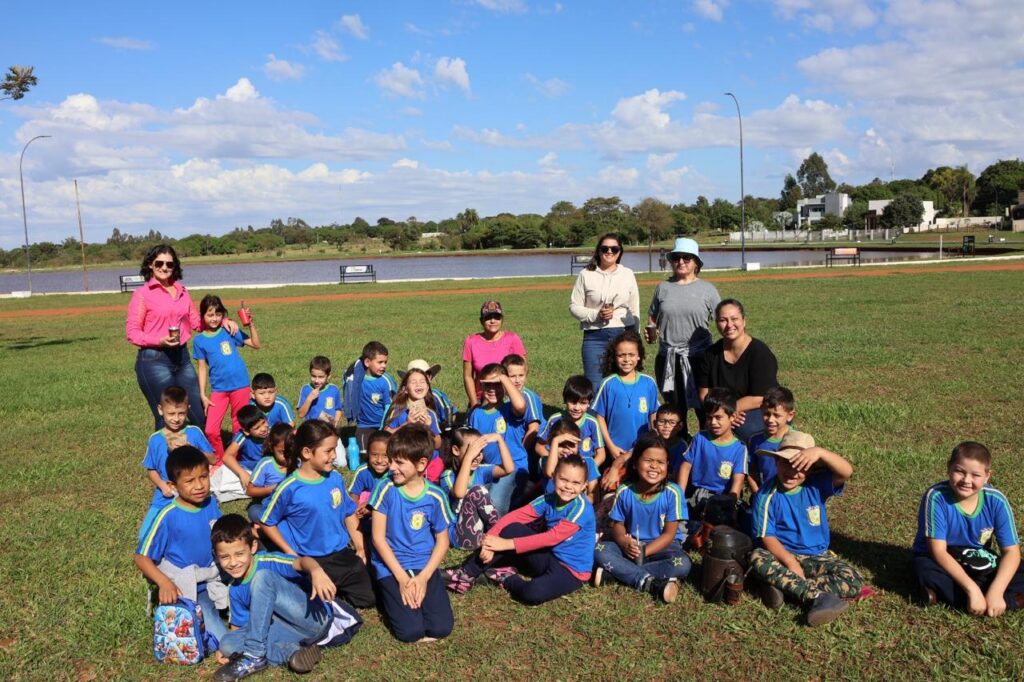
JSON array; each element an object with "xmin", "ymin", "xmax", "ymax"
[{"xmin": 2, "ymin": 262, "xmax": 1023, "ymax": 681}]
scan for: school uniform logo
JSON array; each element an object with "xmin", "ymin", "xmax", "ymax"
[
  {"xmin": 582, "ymin": 437, "xmax": 592, "ymax": 453},
  {"xmin": 717, "ymin": 462, "xmax": 733, "ymax": 479},
  {"xmin": 806, "ymin": 505, "xmax": 821, "ymax": 526},
  {"xmin": 638, "ymin": 398, "xmax": 648, "ymax": 414},
  {"xmin": 325, "ymin": 397, "xmax": 335, "ymax": 409},
  {"xmin": 980, "ymin": 528, "xmax": 994, "ymax": 546},
  {"xmin": 330, "ymin": 488, "xmax": 342, "ymax": 508},
  {"xmin": 371, "ymin": 393, "xmax": 381, "ymax": 404},
  {"xmin": 410, "ymin": 512, "xmax": 425, "ymax": 530},
  {"xmin": 219, "ymin": 341, "xmax": 233, "ymax": 356},
  {"xmin": 496, "ymin": 418, "xmax": 507, "ymax": 434}
]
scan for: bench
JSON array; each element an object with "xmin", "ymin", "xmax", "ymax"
[
  {"xmin": 119, "ymin": 274, "xmax": 146, "ymax": 293},
  {"xmin": 570, "ymin": 255, "xmax": 590, "ymax": 275},
  {"xmin": 825, "ymin": 247, "xmax": 861, "ymax": 267},
  {"xmin": 339, "ymin": 264, "xmax": 377, "ymax": 284},
  {"xmin": 961, "ymin": 235, "xmax": 975, "ymax": 256}
]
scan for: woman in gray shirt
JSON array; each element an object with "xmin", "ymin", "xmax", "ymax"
[{"xmin": 644, "ymin": 237, "xmax": 720, "ymax": 439}]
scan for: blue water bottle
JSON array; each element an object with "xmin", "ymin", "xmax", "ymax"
[{"xmin": 346, "ymin": 437, "xmax": 360, "ymax": 471}]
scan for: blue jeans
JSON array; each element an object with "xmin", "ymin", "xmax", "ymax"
[
  {"xmin": 196, "ymin": 589, "xmax": 229, "ymax": 642},
  {"xmin": 135, "ymin": 347, "xmax": 205, "ymax": 430},
  {"xmin": 218, "ymin": 570, "xmax": 330, "ymax": 665},
  {"xmin": 581, "ymin": 327, "xmax": 621, "ymax": 391},
  {"xmin": 594, "ymin": 539, "xmax": 691, "ymax": 589},
  {"xmin": 488, "ymin": 469, "xmax": 530, "ymax": 516},
  {"xmin": 734, "ymin": 408, "xmax": 764, "ymax": 444}
]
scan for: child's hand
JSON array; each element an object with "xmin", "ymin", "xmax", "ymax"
[
  {"xmin": 223, "ymin": 319, "xmax": 240, "ymax": 335},
  {"xmin": 238, "ymin": 472, "xmax": 251, "ymax": 490},
  {"xmin": 309, "ymin": 567, "xmax": 337, "ymax": 603},
  {"xmin": 551, "ymin": 433, "xmax": 581, "ymax": 450},
  {"xmin": 354, "ymin": 545, "xmax": 367, "ymax": 564},
  {"xmin": 482, "ymin": 535, "xmax": 515, "ymax": 553},
  {"xmin": 986, "ymin": 592, "xmax": 1007, "ymax": 618},
  {"xmin": 731, "ymin": 410, "xmax": 747, "ymax": 427},
  {"xmin": 308, "ymin": 386, "xmax": 321, "ymax": 400},
  {"xmin": 159, "ymin": 482, "xmax": 175, "ymax": 498},
  {"xmin": 621, "ymin": 535, "xmax": 641, "ymax": 559},
  {"xmin": 200, "ymin": 394, "xmax": 211, "ymax": 413},
  {"xmin": 164, "ymin": 431, "xmax": 187, "ymax": 450},
  {"xmin": 355, "ymin": 503, "xmax": 369, "ymax": 519},
  {"xmin": 789, "ymin": 447, "xmax": 822, "ymax": 472},
  {"xmin": 157, "ymin": 577, "xmax": 182, "ymax": 605},
  {"xmin": 967, "ymin": 585, "xmax": 987, "ymax": 616},
  {"xmin": 400, "ymin": 574, "xmax": 425, "ymax": 608},
  {"xmin": 479, "ymin": 547, "xmax": 495, "ymax": 564}
]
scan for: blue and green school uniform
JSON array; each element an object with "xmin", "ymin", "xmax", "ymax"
[
  {"xmin": 752, "ymin": 471, "xmax": 841, "ymax": 555},
  {"xmin": 250, "ymin": 456, "xmax": 287, "ymax": 491},
  {"xmin": 348, "ymin": 465, "xmax": 389, "ymax": 500},
  {"xmin": 227, "ymin": 552, "xmax": 328, "ymax": 628},
  {"xmin": 593, "ymin": 374, "xmax": 660, "ymax": 452},
  {"xmin": 139, "ymin": 426, "xmax": 213, "ymax": 537},
  {"xmin": 682, "ymin": 432, "xmax": 748, "ymax": 494},
  {"xmin": 230, "ymin": 431, "xmax": 265, "ymax": 471},
  {"xmin": 467, "ymin": 401, "xmax": 540, "ymax": 471},
  {"xmin": 261, "ymin": 470, "xmax": 356, "ymax": 557},
  {"xmin": 542, "ymin": 458, "xmax": 600, "ymax": 494},
  {"xmin": 439, "ymin": 465, "xmax": 498, "ymax": 497},
  {"xmin": 529, "ymin": 493, "xmax": 597, "ymax": 576},
  {"xmin": 386, "ymin": 407, "xmax": 442, "ymax": 435},
  {"xmin": 912, "ymin": 482, "xmax": 1019, "ymax": 555},
  {"xmin": 368, "ymin": 479, "xmax": 453, "ymax": 579},
  {"xmin": 609, "ymin": 482, "xmax": 688, "ymax": 543},
  {"xmin": 748, "ymin": 431, "xmax": 788, "ymax": 489},
  {"xmin": 251, "ymin": 396, "xmax": 296, "ymax": 428},
  {"xmin": 191, "ymin": 328, "xmax": 251, "ymax": 392},
  {"xmin": 297, "ymin": 383, "xmax": 342, "ymax": 423},
  {"xmin": 358, "ymin": 373, "xmax": 398, "ymax": 429},
  {"xmin": 431, "ymin": 388, "xmax": 456, "ymax": 427},
  {"xmin": 521, "ymin": 387, "xmax": 547, "ymax": 438},
  {"xmin": 538, "ymin": 412, "xmax": 604, "ymax": 459},
  {"xmin": 137, "ymin": 497, "xmax": 222, "ymax": 570}
]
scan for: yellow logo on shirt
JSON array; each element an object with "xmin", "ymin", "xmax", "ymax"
[
  {"xmin": 496, "ymin": 418, "xmax": 507, "ymax": 434},
  {"xmin": 219, "ymin": 341, "xmax": 232, "ymax": 356},
  {"xmin": 582, "ymin": 437, "xmax": 592, "ymax": 453},
  {"xmin": 717, "ymin": 462, "xmax": 733, "ymax": 479},
  {"xmin": 638, "ymin": 398, "xmax": 648, "ymax": 414},
  {"xmin": 330, "ymin": 488, "xmax": 342, "ymax": 508},
  {"xmin": 980, "ymin": 528, "xmax": 994, "ymax": 546},
  {"xmin": 371, "ymin": 393, "xmax": 381, "ymax": 404},
  {"xmin": 807, "ymin": 505, "xmax": 821, "ymax": 526},
  {"xmin": 410, "ymin": 511, "xmax": 425, "ymax": 530},
  {"xmin": 325, "ymin": 397, "xmax": 335, "ymax": 409}
]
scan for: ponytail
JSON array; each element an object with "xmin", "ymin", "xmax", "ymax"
[{"xmin": 286, "ymin": 421, "xmax": 336, "ymax": 473}]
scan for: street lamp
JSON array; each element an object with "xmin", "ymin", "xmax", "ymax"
[
  {"xmin": 724, "ymin": 92, "xmax": 746, "ymax": 269},
  {"xmin": 20, "ymin": 134, "xmax": 51, "ymax": 294}
]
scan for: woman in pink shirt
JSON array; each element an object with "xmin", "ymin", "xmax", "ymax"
[
  {"xmin": 125, "ymin": 245, "xmax": 235, "ymax": 430},
  {"xmin": 462, "ymin": 300, "xmax": 527, "ymax": 407}
]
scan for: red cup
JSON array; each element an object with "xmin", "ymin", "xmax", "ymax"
[{"xmin": 237, "ymin": 301, "xmax": 252, "ymax": 326}]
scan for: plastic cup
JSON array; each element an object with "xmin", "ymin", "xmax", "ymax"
[
  {"xmin": 168, "ymin": 326, "xmax": 180, "ymax": 343},
  {"xmin": 237, "ymin": 301, "xmax": 252, "ymax": 326}
]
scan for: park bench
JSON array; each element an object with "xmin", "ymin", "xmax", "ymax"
[
  {"xmin": 961, "ymin": 235, "xmax": 975, "ymax": 256},
  {"xmin": 339, "ymin": 264, "xmax": 377, "ymax": 284},
  {"xmin": 119, "ymin": 274, "xmax": 146, "ymax": 293},
  {"xmin": 570, "ymin": 255, "xmax": 590, "ymax": 275},
  {"xmin": 825, "ymin": 247, "xmax": 861, "ymax": 267}
]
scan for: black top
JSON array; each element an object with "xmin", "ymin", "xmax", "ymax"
[{"xmin": 696, "ymin": 337, "xmax": 778, "ymax": 397}]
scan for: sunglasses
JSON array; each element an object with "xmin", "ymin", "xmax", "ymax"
[
  {"xmin": 482, "ymin": 313, "xmax": 503, "ymax": 321},
  {"xmin": 152, "ymin": 259, "xmax": 175, "ymax": 269},
  {"xmin": 669, "ymin": 253, "xmax": 695, "ymax": 263},
  {"xmin": 600, "ymin": 245, "xmax": 622, "ymax": 255}
]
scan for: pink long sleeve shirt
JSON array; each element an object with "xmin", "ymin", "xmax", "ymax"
[{"xmin": 125, "ymin": 278, "xmax": 201, "ymax": 348}]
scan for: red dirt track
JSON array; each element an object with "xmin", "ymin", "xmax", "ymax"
[{"xmin": 2, "ymin": 260, "xmax": 1022, "ymax": 321}]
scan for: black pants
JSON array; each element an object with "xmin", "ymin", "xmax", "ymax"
[
  {"xmin": 315, "ymin": 547, "xmax": 375, "ymax": 608},
  {"xmin": 913, "ymin": 553, "xmax": 1024, "ymax": 611},
  {"xmin": 376, "ymin": 571, "xmax": 454, "ymax": 643}
]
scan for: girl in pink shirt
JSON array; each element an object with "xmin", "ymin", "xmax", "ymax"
[{"xmin": 462, "ymin": 300, "xmax": 527, "ymax": 408}]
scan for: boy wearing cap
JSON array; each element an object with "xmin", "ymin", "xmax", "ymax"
[{"xmin": 749, "ymin": 431, "xmax": 864, "ymax": 626}]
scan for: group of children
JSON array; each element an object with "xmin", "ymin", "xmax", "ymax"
[{"xmin": 134, "ymin": 297, "xmax": 1024, "ymax": 679}]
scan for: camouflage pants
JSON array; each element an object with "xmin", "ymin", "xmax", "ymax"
[{"xmin": 749, "ymin": 548, "xmax": 864, "ymax": 602}]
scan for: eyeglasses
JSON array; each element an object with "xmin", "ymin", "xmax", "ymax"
[
  {"xmin": 600, "ymin": 245, "xmax": 622, "ymax": 255},
  {"xmin": 655, "ymin": 418, "xmax": 680, "ymax": 427},
  {"xmin": 669, "ymin": 254, "xmax": 695, "ymax": 263},
  {"xmin": 152, "ymin": 259, "xmax": 175, "ymax": 269}
]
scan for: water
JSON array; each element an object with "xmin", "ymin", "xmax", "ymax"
[{"xmin": 0, "ymin": 248, "xmax": 938, "ymax": 294}]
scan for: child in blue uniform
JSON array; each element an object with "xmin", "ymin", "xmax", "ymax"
[
  {"xmin": 356, "ymin": 341, "xmax": 398, "ymax": 448},
  {"xmin": 135, "ymin": 446, "xmax": 228, "ymax": 640},
  {"xmin": 193, "ymin": 294, "xmax": 261, "ymax": 461},
  {"xmin": 502, "ymin": 354, "xmax": 546, "ymax": 464},
  {"xmin": 536, "ymin": 375, "xmax": 605, "ymax": 472},
  {"xmin": 370, "ymin": 424, "xmax": 454, "ymax": 643},
  {"xmin": 139, "ymin": 386, "xmax": 215, "ymax": 540},
  {"xmin": 212, "ymin": 514, "xmax": 350, "ymax": 679},
  {"xmin": 594, "ymin": 433, "xmax": 690, "ymax": 603},
  {"xmin": 466, "ymin": 363, "xmax": 536, "ymax": 515},
  {"xmin": 677, "ymin": 388, "xmax": 747, "ymax": 525},
  {"xmin": 298, "ymin": 356, "xmax": 342, "ymax": 427},
  {"xmin": 439, "ymin": 428, "xmax": 514, "ymax": 555},
  {"xmin": 259, "ymin": 421, "xmax": 374, "ymax": 608},
  {"xmin": 747, "ymin": 385, "xmax": 796, "ymax": 493},
  {"xmin": 223, "ymin": 405, "xmax": 271, "ymax": 491},
  {"xmin": 595, "ymin": 330, "xmax": 659, "ymax": 464},
  {"xmin": 750, "ymin": 430, "xmax": 863, "ymax": 626},
  {"xmin": 600, "ymin": 403, "xmax": 685, "ymax": 494},
  {"xmin": 541, "ymin": 420, "xmax": 600, "ymax": 502},
  {"xmin": 401, "ymin": 359, "xmax": 458, "ymax": 429},
  {"xmin": 384, "ymin": 368, "xmax": 442, "ymax": 443},
  {"xmin": 448, "ymin": 455, "xmax": 596, "ymax": 605},
  {"xmin": 912, "ymin": 441, "xmax": 1024, "ymax": 616},
  {"xmin": 250, "ymin": 372, "xmax": 296, "ymax": 428},
  {"xmin": 246, "ymin": 423, "xmax": 291, "ymax": 523},
  {"xmin": 349, "ymin": 430, "xmax": 391, "ymax": 552}
]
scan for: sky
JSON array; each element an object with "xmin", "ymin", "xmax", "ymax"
[{"xmin": 1, "ymin": 0, "xmax": 1022, "ymax": 248}]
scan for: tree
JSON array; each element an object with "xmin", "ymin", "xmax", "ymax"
[
  {"xmin": 779, "ymin": 173, "xmax": 802, "ymax": 211},
  {"xmin": 972, "ymin": 159, "xmax": 1024, "ymax": 216},
  {"xmin": 880, "ymin": 194, "xmax": 924, "ymax": 230},
  {"xmin": 542, "ymin": 201, "xmax": 579, "ymax": 247},
  {"xmin": 632, "ymin": 198, "xmax": 674, "ymax": 271},
  {"xmin": 579, "ymin": 197, "xmax": 629, "ymax": 242},
  {"xmin": 841, "ymin": 200, "xmax": 868, "ymax": 230},
  {"xmin": 924, "ymin": 165, "xmax": 976, "ymax": 217},
  {"xmin": 455, "ymin": 208, "xmax": 479, "ymax": 235},
  {"xmin": 1, "ymin": 65, "xmax": 37, "ymax": 101},
  {"xmin": 796, "ymin": 152, "xmax": 836, "ymax": 198},
  {"xmin": 350, "ymin": 216, "xmax": 370, "ymax": 234}
]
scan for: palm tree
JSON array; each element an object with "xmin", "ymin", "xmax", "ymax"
[{"xmin": 1, "ymin": 65, "xmax": 38, "ymax": 101}]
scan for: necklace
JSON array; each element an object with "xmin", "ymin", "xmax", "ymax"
[{"xmin": 619, "ymin": 374, "xmax": 640, "ymax": 409}]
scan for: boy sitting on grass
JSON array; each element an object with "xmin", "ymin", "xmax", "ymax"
[
  {"xmin": 223, "ymin": 406, "xmax": 271, "ymax": 491},
  {"xmin": 747, "ymin": 386, "xmax": 797, "ymax": 493},
  {"xmin": 135, "ymin": 445, "xmax": 228, "ymax": 640},
  {"xmin": 912, "ymin": 441, "xmax": 1024, "ymax": 617},
  {"xmin": 249, "ymin": 372, "xmax": 295, "ymax": 428},
  {"xmin": 750, "ymin": 431, "xmax": 864, "ymax": 626}
]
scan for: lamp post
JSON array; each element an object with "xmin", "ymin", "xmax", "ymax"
[
  {"xmin": 723, "ymin": 93, "xmax": 746, "ymax": 269},
  {"xmin": 20, "ymin": 134, "xmax": 51, "ymax": 294}
]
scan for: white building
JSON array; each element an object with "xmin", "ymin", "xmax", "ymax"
[
  {"xmin": 795, "ymin": 192, "xmax": 852, "ymax": 228},
  {"xmin": 866, "ymin": 199, "xmax": 937, "ymax": 231}
]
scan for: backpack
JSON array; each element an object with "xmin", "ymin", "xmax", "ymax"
[
  {"xmin": 153, "ymin": 597, "xmax": 219, "ymax": 665},
  {"xmin": 342, "ymin": 358, "xmax": 366, "ymax": 423}
]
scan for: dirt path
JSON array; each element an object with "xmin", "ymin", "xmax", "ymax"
[{"xmin": 2, "ymin": 261, "xmax": 1022, "ymax": 320}]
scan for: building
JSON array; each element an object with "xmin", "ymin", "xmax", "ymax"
[
  {"xmin": 865, "ymin": 199, "xmax": 937, "ymax": 231},
  {"xmin": 795, "ymin": 192, "xmax": 851, "ymax": 228}
]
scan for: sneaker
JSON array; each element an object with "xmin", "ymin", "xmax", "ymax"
[
  {"xmin": 649, "ymin": 578, "xmax": 679, "ymax": 604},
  {"xmin": 759, "ymin": 582, "xmax": 785, "ymax": 610},
  {"xmin": 919, "ymin": 585, "xmax": 937, "ymax": 607},
  {"xmin": 214, "ymin": 653, "xmax": 270, "ymax": 682},
  {"xmin": 592, "ymin": 566, "xmax": 604, "ymax": 588},
  {"xmin": 483, "ymin": 565, "xmax": 519, "ymax": 587},
  {"xmin": 287, "ymin": 645, "xmax": 322, "ymax": 674},
  {"xmin": 441, "ymin": 566, "xmax": 476, "ymax": 595},
  {"xmin": 805, "ymin": 593, "xmax": 849, "ymax": 627}
]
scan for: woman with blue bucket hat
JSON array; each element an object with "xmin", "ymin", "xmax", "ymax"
[{"xmin": 644, "ymin": 237, "xmax": 720, "ymax": 439}]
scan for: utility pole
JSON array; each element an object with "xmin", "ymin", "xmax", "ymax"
[{"xmin": 74, "ymin": 179, "xmax": 89, "ymax": 291}]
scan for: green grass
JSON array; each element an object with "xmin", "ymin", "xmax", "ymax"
[{"xmin": 2, "ymin": 263, "xmax": 1024, "ymax": 680}]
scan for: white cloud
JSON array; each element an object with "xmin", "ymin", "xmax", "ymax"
[
  {"xmin": 472, "ymin": 0, "xmax": 527, "ymax": 13},
  {"xmin": 525, "ymin": 73, "xmax": 570, "ymax": 98},
  {"xmin": 692, "ymin": 0, "xmax": 728, "ymax": 22},
  {"xmin": 645, "ymin": 153, "xmax": 692, "ymax": 196},
  {"xmin": 310, "ymin": 30, "xmax": 347, "ymax": 62},
  {"xmin": 596, "ymin": 165, "xmax": 639, "ymax": 188},
  {"xmin": 538, "ymin": 152, "xmax": 558, "ymax": 168},
  {"xmin": 392, "ymin": 158, "xmax": 419, "ymax": 169},
  {"xmin": 338, "ymin": 14, "xmax": 369, "ymax": 39},
  {"xmin": 772, "ymin": 0, "xmax": 876, "ymax": 32},
  {"xmin": 263, "ymin": 54, "xmax": 305, "ymax": 81},
  {"xmin": 611, "ymin": 89, "xmax": 686, "ymax": 129},
  {"xmin": 97, "ymin": 36, "xmax": 153, "ymax": 50},
  {"xmin": 435, "ymin": 57, "xmax": 471, "ymax": 93},
  {"xmin": 374, "ymin": 63, "xmax": 426, "ymax": 98}
]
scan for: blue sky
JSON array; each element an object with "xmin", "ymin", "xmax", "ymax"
[{"xmin": 1, "ymin": 0, "xmax": 1021, "ymax": 247}]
